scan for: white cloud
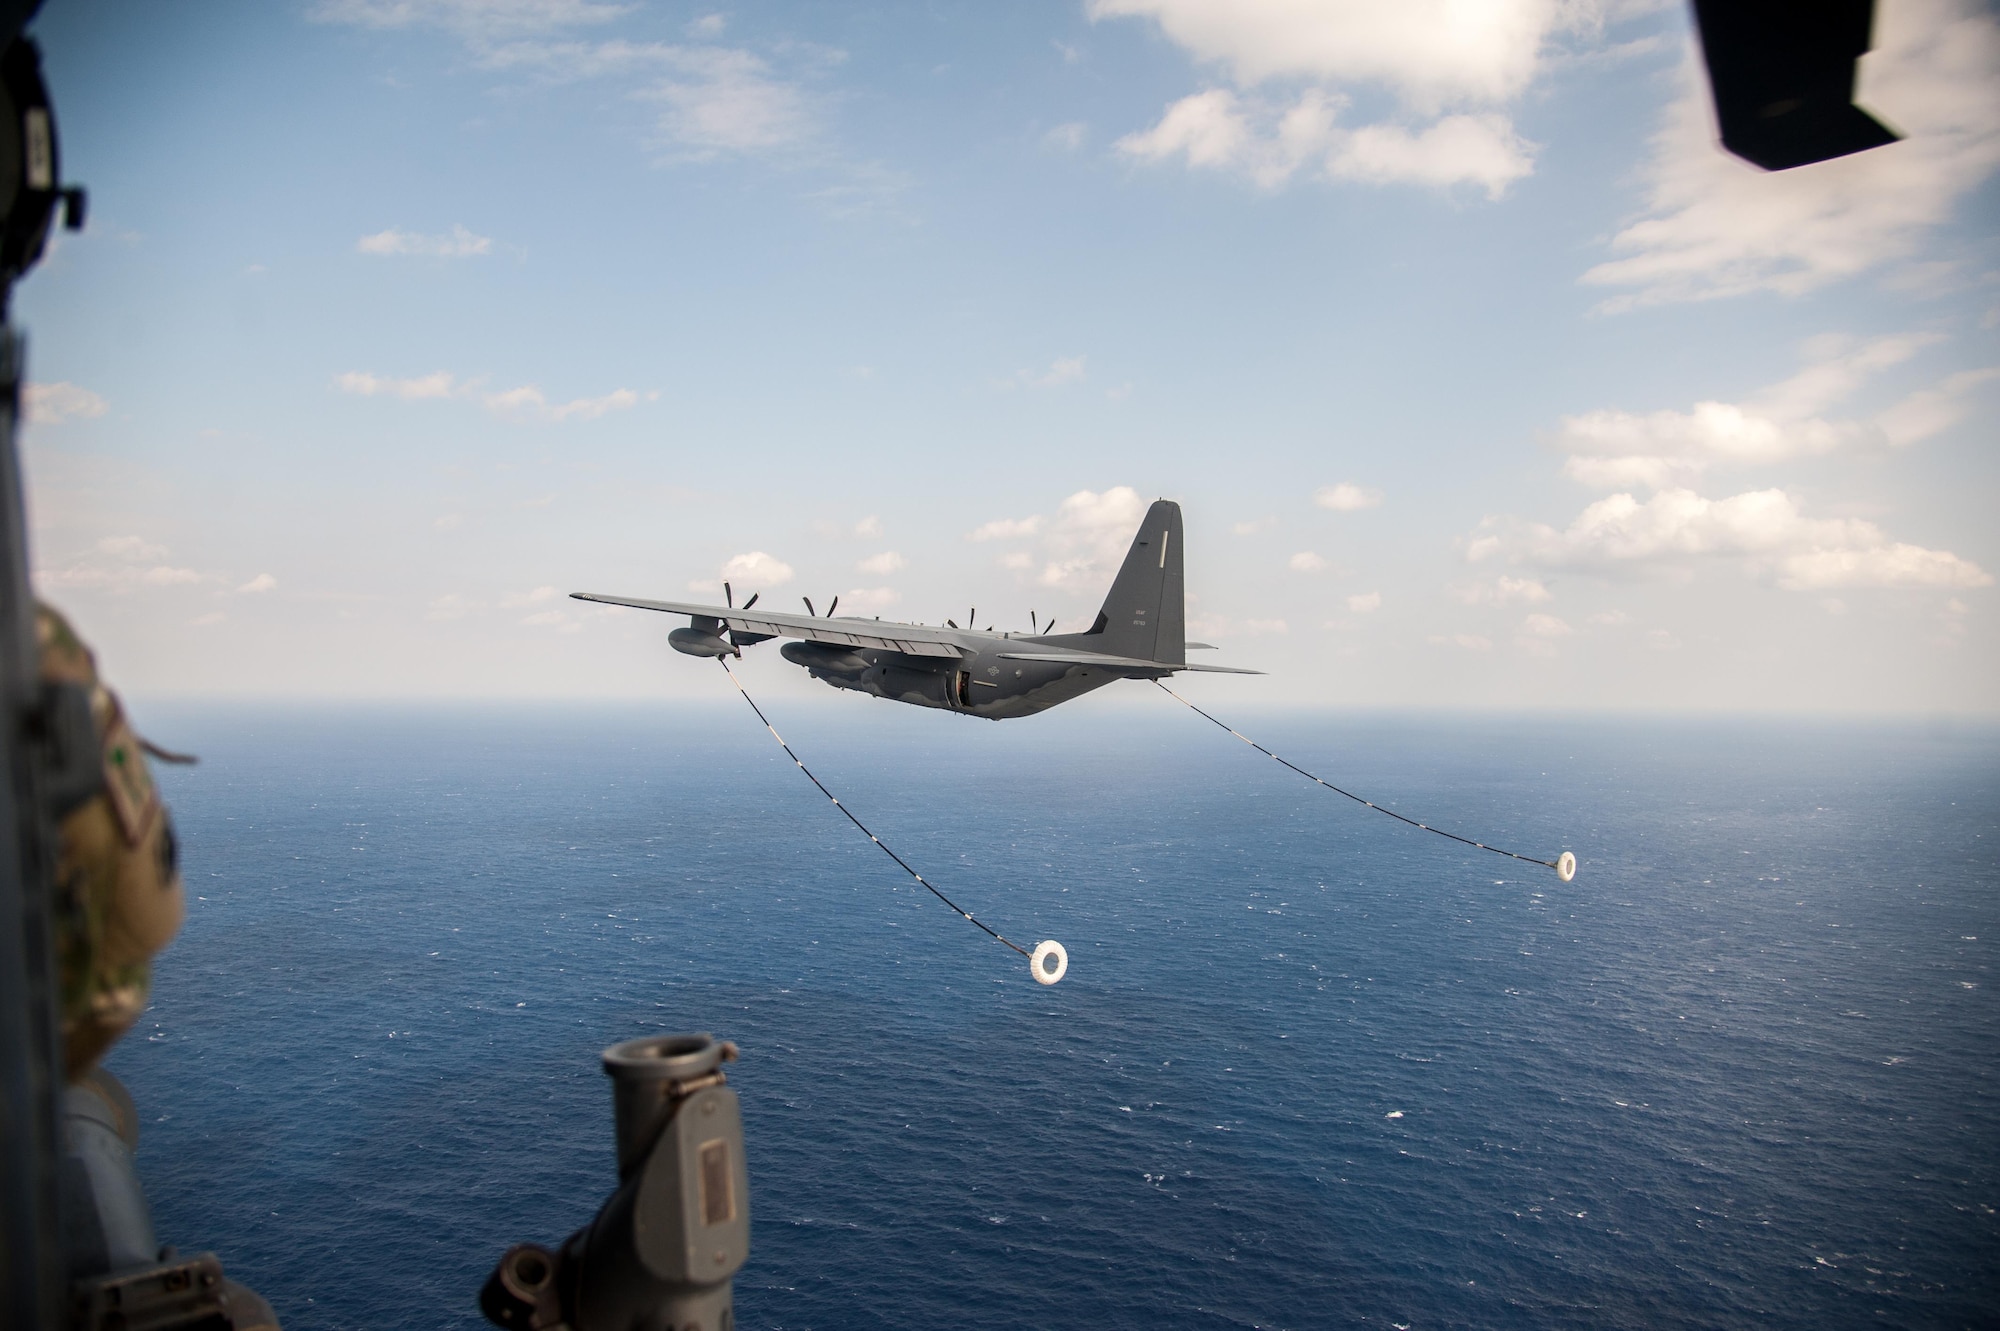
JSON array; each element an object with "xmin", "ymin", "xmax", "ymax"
[
  {"xmin": 1232, "ymin": 516, "xmax": 1278, "ymax": 535},
  {"xmin": 320, "ymin": 2, "xmax": 818, "ymax": 163},
  {"xmin": 1089, "ymin": 0, "xmax": 1566, "ymax": 102},
  {"xmin": 1116, "ymin": 88, "xmax": 1329, "ymax": 189},
  {"xmin": 337, "ymin": 370, "xmax": 459, "ymax": 399},
  {"xmin": 501, "ymin": 585, "xmax": 562, "ymax": 608},
  {"xmin": 839, "ymin": 586, "xmax": 901, "ymax": 613},
  {"xmin": 1115, "ymin": 88, "xmax": 1533, "ymax": 196},
  {"xmin": 1346, "ymin": 591, "xmax": 1382, "ymax": 613},
  {"xmin": 435, "ymin": 514, "xmax": 464, "ymax": 532},
  {"xmin": 1314, "ymin": 482, "xmax": 1384, "ymax": 511},
  {"xmin": 1472, "ymin": 486, "xmax": 1993, "ymax": 591},
  {"xmin": 1329, "ymin": 113, "xmax": 1534, "ymax": 194},
  {"xmin": 1778, "ymin": 543, "xmax": 1992, "ymax": 592},
  {"xmin": 34, "ymin": 535, "xmax": 206, "ymax": 594},
  {"xmin": 638, "ymin": 45, "xmax": 813, "ymax": 157},
  {"xmin": 237, "ymin": 573, "xmax": 277, "ymax": 594},
  {"xmin": 520, "ymin": 607, "xmax": 583, "ymax": 633},
  {"xmin": 497, "ymin": 43, "xmax": 851, "ymax": 190},
  {"xmin": 1940, "ymin": 596, "xmax": 1970, "ymax": 641},
  {"xmin": 427, "ymin": 593, "xmax": 480, "ymax": 620},
  {"xmin": 715, "ymin": 551, "xmax": 793, "ymax": 590},
  {"xmin": 356, "ymin": 224, "xmax": 494, "ymax": 257},
  {"xmin": 1454, "ymin": 575, "xmax": 1551, "ymax": 605},
  {"xmin": 1429, "ymin": 632, "xmax": 1493, "ymax": 651},
  {"xmin": 337, "ymin": 370, "xmax": 646, "ymax": 420},
  {"xmin": 97, "ymin": 535, "xmax": 169, "ymax": 561},
  {"xmin": 1559, "ymin": 401, "xmax": 1863, "ymax": 488},
  {"xmin": 1045, "ymin": 122, "xmax": 1088, "ymax": 152},
  {"xmin": 1185, "ymin": 613, "xmax": 1290, "ymax": 640},
  {"xmin": 484, "ymin": 385, "xmax": 640, "ymax": 421},
  {"xmin": 1582, "ymin": 0, "xmax": 2000, "ymax": 308},
  {"xmin": 1096, "ymin": 0, "xmax": 1584, "ymax": 195},
  {"xmin": 968, "ymin": 515, "xmax": 1043, "ymax": 542},
  {"xmin": 970, "ymin": 488, "xmax": 1156, "ymax": 595},
  {"xmin": 1555, "ymin": 334, "xmax": 1974, "ymax": 488},
  {"xmin": 39, "ymin": 563, "xmax": 201, "ymax": 591},
  {"xmin": 811, "ymin": 514, "xmax": 886, "ymax": 540},
  {"xmin": 857, "ymin": 550, "xmax": 906, "ymax": 575},
  {"xmin": 310, "ymin": 0, "xmax": 630, "ymax": 39},
  {"xmin": 1876, "ymin": 366, "xmax": 2000, "ymax": 447},
  {"xmin": 1035, "ymin": 486, "xmax": 1148, "ymax": 589},
  {"xmin": 24, "ymin": 382, "xmax": 109, "ymax": 424},
  {"xmin": 1521, "ymin": 612, "xmax": 1572, "ymax": 636},
  {"xmin": 474, "ymin": 36, "xmax": 685, "ymax": 76},
  {"xmin": 1288, "ymin": 550, "xmax": 1328, "ymax": 572},
  {"xmin": 1760, "ymin": 332, "xmax": 1940, "ymax": 418},
  {"xmin": 1014, "ymin": 356, "xmax": 1087, "ymax": 388}
]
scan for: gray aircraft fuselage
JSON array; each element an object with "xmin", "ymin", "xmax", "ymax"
[
  {"xmin": 573, "ymin": 498, "xmax": 1259, "ymax": 719},
  {"xmin": 776, "ymin": 631, "xmax": 1130, "ymax": 720}
]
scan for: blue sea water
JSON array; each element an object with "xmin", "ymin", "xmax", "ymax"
[{"xmin": 104, "ymin": 698, "xmax": 1999, "ymax": 1330}]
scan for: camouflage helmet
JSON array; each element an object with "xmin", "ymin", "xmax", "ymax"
[{"xmin": 39, "ymin": 603, "xmax": 184, "ymax": 1081}]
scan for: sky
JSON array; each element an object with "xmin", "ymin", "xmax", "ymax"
[{"xmin": 12, "ymin": 0, "xmax": 1999, "ymax": 712}]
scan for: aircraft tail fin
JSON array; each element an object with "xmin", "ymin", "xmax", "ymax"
[{"xmin": 1084, "ymin": 498, "xmax": 1185, "ymax": 665}]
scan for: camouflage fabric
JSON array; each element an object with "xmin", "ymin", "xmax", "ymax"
[{"xmin": 40, "ymin": 603, "xmax": 184, "ymax": 1081}]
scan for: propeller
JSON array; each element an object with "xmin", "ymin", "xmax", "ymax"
[
  {"xmin": 1030, "ymin": 610, "xmax": 1037, "ymax": 632},
  {"xmin": 828, "ymin": 595, "xmax": 839, "ymax": 618},
  {"xmin": 803, "ymin": 596, "xmax": 816, "ymax": 617},
  {"xmin": 946, "ymin": 618, "xmax": 958, "ymax": 628},
  {"xmin": 969, "ymin": 607, "xmax": 977, "ymax": 631},
  {"xmin": 723, "ymin": 582, "xmax": 765, "ymax": 650}
]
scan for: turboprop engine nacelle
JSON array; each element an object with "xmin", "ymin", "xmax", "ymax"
[
  {"xmin": 780, "ymin": 640, "xmax": 870, "ymax": 675},
  {"xmin": 668, "ymin": 627, "xmax": 734, "ymax": 658}
]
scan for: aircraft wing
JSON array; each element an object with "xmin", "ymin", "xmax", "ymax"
[
  {"xmin": 571, "ymin": 593, "xmax": 969, "ymax": 659},
  {"xmin": 997, "ymin": 650, "xmax": 1263, "ymax": 676}
]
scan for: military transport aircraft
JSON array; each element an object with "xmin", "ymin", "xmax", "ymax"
[{"xmin": 572, "ymin": 499, "xmax": 1259, "ymax": 720}]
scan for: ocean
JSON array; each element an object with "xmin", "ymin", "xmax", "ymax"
[{"xmin": 104, "ymin": 697, "xmax": 1999, "ymax": 1330}]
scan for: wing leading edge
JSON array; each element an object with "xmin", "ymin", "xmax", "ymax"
[
  {"xmin": 571, "ymin": 593, "xmax": 1263, "ymax": 674},
  {"xmin": 571, "ymin": 592, "xmax": 967, "ymax": 658}
]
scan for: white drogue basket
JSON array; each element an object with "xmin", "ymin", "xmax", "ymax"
[{"xmin": 1030, "ymin": 940, "xmax": 1067, "ymax": 985}]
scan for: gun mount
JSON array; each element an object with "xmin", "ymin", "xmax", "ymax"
[{"xmin": 482, "ymin": 1033, "xmax": 752, "ymax": 1331}]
